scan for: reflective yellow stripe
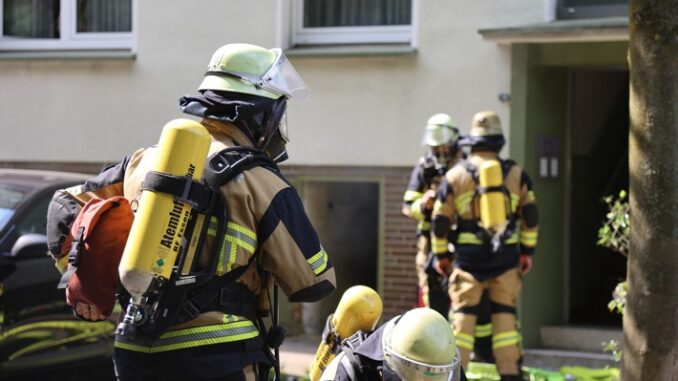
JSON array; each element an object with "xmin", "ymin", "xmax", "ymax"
[
  {"xmin": 228, "ymin": 222, "xmax": 257, "ymax": 244},
  {"xmin": 492, "ymin": 330, "xmax": 521, "ymax": 349},
  {"xmin": 505, "ymin": 232, "xmax": 519, "ymax": 245},
  {"xmin": 307, "ymin": 247, "xmax": 329, "ymax": 275},
  {"xmin": 521, "ymin": 231, "xmax": 537, "ymax": 239},
  {"xmin": 115, "ymin": 320, "xmax": 260, "ymax": 353},
  {"xmin": 418, "ymin": 221, "xmax": 431, "ymax": 231},
  {"xmin": 410, "ymin": 199, "xmax": 425, "ymax": 220},
  {"xmin": 526, "ymin": 191, "xmax": 536, "ymax": 202},
  {"xmin": 456, "ymin": 332, "xmax": 475, "ymax": 350},
  {"xmin": 475, "ymin": 323, "xmax": 493, "ymax": 338},
  {"xmin": 225, "ymin": 225, "xmax": 257, "ymax": 253},
  {"xmin": 217, "ymin": 236, "xmax": 238, "ymax": 274},
  {"xmin": 458, "ymin": 232, "xmax": 483, "ymax": 245},
  {"xmin": 455, "ymin": 191, "xmax": 475, "ymax": 214},
  {"xmin": 214, "ymin": 222, "xmax": 258, "ymax": 274},
  {"xmin": 431, "ymin": 237, "xmax": 449, "ymax": 254},
  {"xmin": 207, "ymin": 216, "xmax": 219, "ymax": 236},
  {"xmin": 510, "ymin": 193, "xmax": 520, "ymax": 213},
  {"xmin": 403, "ymin": 190, "xmax": 423, "ymax": 202},
  {"xmin": 520, "ymin": 231, "xmax": 537, "ymax": 246}
]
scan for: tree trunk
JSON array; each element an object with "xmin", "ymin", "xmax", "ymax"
[{"xmin": 625, "ymin": 0, "xmax": 678, "ymax": 380}]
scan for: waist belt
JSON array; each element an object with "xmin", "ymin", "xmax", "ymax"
[
  {"xmin": 456, "ymin": 217, "xmax": 519, "ymax": 247},
  {"xmin": 176, "ymin": 271, "xmax": 258, "ymax": 324}
]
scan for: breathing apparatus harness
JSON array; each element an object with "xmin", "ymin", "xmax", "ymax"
[
  {"xmin": 118, "ymin": 146, "xmax": 285, "ymax": 378},
  {"xmin": 457, "ymin": 158, "xmax": 520, "ymax": 254}
]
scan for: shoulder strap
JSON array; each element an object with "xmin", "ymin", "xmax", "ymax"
[
  {"xmin": 204, "ymin": 146, "xmax": 279, "ymax": 188},
  {"xmin": 175, "ymin": 147, "xmax": 279, "ymax": 321},
  {"xmin": 338, "ymin": 331, "xmax": 382, "ymax": 381},
  {"xmin": 461, "ymin": 160, "xmax": 478, "ymax": 181},
  {"xmin": 499, "ymin": 159, "xmax": 516, "ymax": 180}
]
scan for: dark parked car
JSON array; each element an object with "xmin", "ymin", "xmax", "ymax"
[{"xmin": 0, "ymin": 169, "xmax": 116, "ymax": 380}]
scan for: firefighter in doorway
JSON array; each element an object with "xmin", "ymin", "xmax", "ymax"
[{"xmin": 432, "ymin": 111, "xmax": 539, "ymax": 381}]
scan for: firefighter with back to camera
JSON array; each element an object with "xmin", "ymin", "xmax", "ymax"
[
  {"xmin": 431, "ymin": 111, "xmax": 538, "ymax": 381},
  {"xmin": 46, "ymin": 43, "xmax": 336, "ymax": 381}
]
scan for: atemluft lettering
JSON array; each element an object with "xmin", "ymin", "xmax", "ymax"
[
  {"xmin": 160, "ymin": 200, "xmax": 183, "ymax": 252},
  {"xmin": 158, "ymin": 163, "xmax": 198, "ymax": 253}
]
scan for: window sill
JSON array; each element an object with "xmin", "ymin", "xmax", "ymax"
[
  {"xmin": 0, "ymin": 50, "xmax": 136, "ymax": 61},
  {"xmin": 285, "ymin": 44, "xmax": 416, "ymax": 57}
]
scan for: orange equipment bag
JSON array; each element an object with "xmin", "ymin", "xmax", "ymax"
[{"xmin": 57, "ymin": 196, "xmax": 133, "ymax": 317}]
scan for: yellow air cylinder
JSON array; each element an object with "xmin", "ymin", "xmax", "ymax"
[
  {"xmin": 309, "ymin": 285, "xmax": 383, "ymax": 381},
  {"xmin": 478, "ymin": 160, "xmax": 507, "ymax": 231},
  {"xmin": 118, "ymin": 119, "xmax": 211, "ymax": 300}
]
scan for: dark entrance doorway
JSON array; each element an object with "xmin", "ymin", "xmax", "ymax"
[
  {"xmin": 568, "ymin": 69, "xmax": 628, "ymax": 326},
  {"xmin": 299, "ymin": 180, "xmax": 380, "ymax": 334}
]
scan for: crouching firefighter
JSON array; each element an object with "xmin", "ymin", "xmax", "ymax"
[
  {"xmin": 431, "ymin": 111, "xmax": 538, "ymax": 381},
  {"xmin": 319, "ymin": 307, "xmax": 466, "ymax": 381},
  {"xmin": 46, "ymin": 43, "xmax": 336, "ymax": 381}
]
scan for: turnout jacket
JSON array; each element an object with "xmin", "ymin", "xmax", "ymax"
[
  {"xmin": 431, "ymin": 151, "xmax": 538, "ymax": 281},
  {"xmin": 47, "ymin": 119, "xmax": 335, "ymax": 377},
  {"xmin": 402, "ymin": 154, "xmax": 458, "ymax": 236}
]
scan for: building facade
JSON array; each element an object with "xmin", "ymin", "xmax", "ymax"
[{"xmin": 0, "ymin": 0, "xmax": 629, "ymax": 347}]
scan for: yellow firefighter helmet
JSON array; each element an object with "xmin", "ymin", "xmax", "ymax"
[
  {"xmin": 199, "ymin": 43, "xmax": 309, "ymax": 101},
  {"xmin": 461, "ymin": 110, "xmax": 506, "ymax": 151},
  {"xmin": 382, "ymin": 307, "xmax": 461, "ymax": 381}
]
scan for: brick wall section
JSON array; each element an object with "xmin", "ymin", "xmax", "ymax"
[{"xmin": 1, "ymin": 161, "xmax": 421, "ymax": 320}]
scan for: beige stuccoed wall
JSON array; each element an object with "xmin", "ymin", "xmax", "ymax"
[{"xmin": 0, "ymin": 0, "xmax": 546, "ymax": 166}]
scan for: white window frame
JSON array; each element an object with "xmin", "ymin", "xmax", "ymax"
[
  {"xmin": 0, "ymin": 0, "xmax": 135, "ymax": 51},
  {"xmin": 291, "ymin": 0, "xmax": 415, "ymax": 46}
]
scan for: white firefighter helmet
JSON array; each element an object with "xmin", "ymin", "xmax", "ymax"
[
  {"xmin": 199, "ymin": 43, "xmax": 309, "ymax": 101},
  {"xmin": 383, "ymin": 307, "xmax": 461, "ymax": 381},
  {"xmin": 422, "ymin": 113, "xmax": 459, "ymax": 148}
]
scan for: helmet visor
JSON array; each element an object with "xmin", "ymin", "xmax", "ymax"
[
  {"xmin": 384, "ymin": 347, "xmax": 462, "ymax": 381},
  {"xmin": 205, "ymin": 49, "xmax": 309, "ymax": 101},
  {"xmin": 260, "ymin": 49, "xmax": 310, "ymax": 101},
  {"xmin": 279, "ymin": 112, "xmax": 290, "ymax": 143},
  {"xmin": 422, "ymin": 126, "xmax": 459, "ymax": 147}
]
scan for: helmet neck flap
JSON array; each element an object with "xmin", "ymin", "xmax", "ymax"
[{"xmin": 180, "ymin": 90, "xmax": 289, "ymax": 162}]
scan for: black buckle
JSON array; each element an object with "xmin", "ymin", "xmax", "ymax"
[
  {"xmin": 181, "ymin": 300, "xmax": 200, "ymax": 321},
  {"xmin": 68, "ymin": 226, "xmax": 85, "ymax": 267}
]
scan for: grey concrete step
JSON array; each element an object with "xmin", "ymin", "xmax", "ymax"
[
  {"xmin": 540, "ymin": 325, "xmax": 622, "ymax": 352},
  {"xmin": 524, "ymin": 348, "xmax": 618, "ymax": 371}
]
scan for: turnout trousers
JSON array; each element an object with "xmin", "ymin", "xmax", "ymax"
[
  {"xmin": 449, "ymin": 267, "xmax": 523, "ymax": 376},
  {"xmin": 415, "ymin": 235, "xmax": 450, "ymax": 319}
]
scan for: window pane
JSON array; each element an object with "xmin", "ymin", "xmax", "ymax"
[
  {"xmin": 3, "ymin": 0, "xmax": 60, "ymax": 39},
  {"xmin": 304, "ymin": 0, "xmax": 411, "ymax": 28},
  {"xmin": 16, "ymin": 194, "xmax": 51, "ymax": 235},
  {"xmin": 77, "ymin": 0, "xmax": 132, "ymax": 33},
  {"xmin": 0, "ymin": 185, "xmax": 29, "ymax": 231}
]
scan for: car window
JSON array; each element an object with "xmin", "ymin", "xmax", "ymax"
[
  {"xmin": 0, "ymin": 208, "xmax": 13, "ymax": 232},
  {"xmin": 15, "ymin": 193, "xmax": 52, "ymax": 236},
  {"xmin": 0, "ymin": 185, "xmax": 29, "ymax": 231}
]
